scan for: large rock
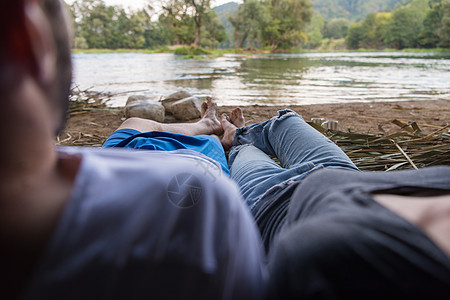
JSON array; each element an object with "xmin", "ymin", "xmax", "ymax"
[
  {"xmin": 171, "ymin": 96, "xmax": 203, "ymax": 121},
  {"xmin": 126, "ymin": 95, "xmax": 151, "ymax": 106},
  {"xmin": 161, "ymin": 90, "xmax": 192, "ymax": 112},
  {"xmin": 125, "ymin": 95, "xmax": 165, "ymax": 122}
]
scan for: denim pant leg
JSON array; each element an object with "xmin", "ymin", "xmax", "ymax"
[
  {"xmin": 231, "ymin": 109, "xmax": 358, "ymax": 170},
  {"xmin": 229, "ymin": 109, "xmax": 358, "ymax": 207},
  {"xmin": 230, "ymin": 144, "xmax": 307, "ymax": 208}
]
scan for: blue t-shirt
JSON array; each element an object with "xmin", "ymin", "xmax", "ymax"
[{"xmin": 103, "ymin": 129, "xmax": 230, "ymax": 175}]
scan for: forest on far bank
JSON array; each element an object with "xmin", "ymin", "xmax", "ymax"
[{"xmin": 67, "ymin": 0, "xmax": 450, "ymax": 52}]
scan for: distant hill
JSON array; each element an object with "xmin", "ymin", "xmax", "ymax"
[
  {"xmin": 214, "ymin": 2, "xmax": 239, "ymax": 48},
  {"xmin": 311, "ymin": 0, "xmax": 405, "ymax": 21},
  {"xmin": 214, "ymin": 1, "xmax": 239, "ymax": 16}
]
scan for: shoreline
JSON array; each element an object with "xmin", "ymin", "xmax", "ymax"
[
  {"xmin": 72, "ymin": 48, "xmax": 450, "ymax": 55},
  {"xmin": 59, "ymin": 99, "xmax": 449, "ymax": 147}
]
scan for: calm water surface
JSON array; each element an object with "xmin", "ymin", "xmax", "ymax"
[{"xmin": 72, "ymin": 52, "xmax": 450, "ymax": 107}]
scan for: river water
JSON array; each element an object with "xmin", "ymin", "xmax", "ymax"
[{"xmin": 72, "ymin": 51, "xmax": 450, "ymax": 107}]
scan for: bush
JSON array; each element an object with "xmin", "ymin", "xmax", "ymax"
[
  {"xmin": 192, "ymin": 47, "xmax": 209, "ymax": 55},
  {"xmin": 173, "ymin": 46, "xmax": 210, "ymax": 56},
  {"xmin": 173, "ymin": 47, "xmax": 190, "ymax": 55}
]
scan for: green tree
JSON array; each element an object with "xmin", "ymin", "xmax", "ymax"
[
  {"xmin": 324, "ymin": 18, "xmax": 350, "ymax": 39},
  {"xmin": 229, "ymin": 10, "xmax": 244, "ymax": 48},
  {"xmin": 263, "ymin": 0, "xmax": 313, "ymax": 50},
  {"xmin": 145, "ymin": 22, "xmax": 171, "ymax": 48},
  {"xmin": 200, "ymin": 10, "xmax": 227, "ymax": 47},
  {"xmin": 160, "ymin": 0, "xmax": 195, "ymax": 45},
  {"xmin": 374, "ymin": 12, "xmax": 391, "ymax": 48},
  {"xmin": 344, "ymin": 0, "xmax": 447, "ymax": 50},
  {"xmin": 345, "ymin": 22, "xmax": 364, "ymax": 48},
  {"xmin": 360, "ymin": 13, "xmax": 378, "ymax": 48},
  {"xmin": 438, "ymin": 0, "xmax": 450, "ymax": 48},
  {"xmin": 262, "ymin": 19, "xmax": 281, "ymax": 48},
  {"xmin": 346, "ymin": 12, "xmax": 392, "ymax": 49},
  {"xmin": 73, "ymin": 0, "xmax": 117, "ymax": 48},
  {"xmin": 419, "ymin": 0, "xmax": 443, "ymax": 47},
  {"xmin": 112, "ymin": 9, "xmax": 147, "ymax": 48},
  {"xmin": 132, "ymin": 7, "xmax": 163, "ymax": 49},
  {"xmin": 229, "ymin": 0, "xmax": 270, "ymax": 49},
  {"xmin": 305, "ymin": 12, "xmax": 324, "ymax": 48},
  {"xmin": 186, "ymin": 0, "xmax": 212, "ymax": 46},
  {"xmin": 383, "ymin": 3, "xmax": 426, "ymax": 49},
  {"xmin": 159, "ymin": 0, "xmax": 223, "ymax": 47},
  {"xmin": 70, "ymin": 0, "xmax": 153, "ymax": 49},
  {"xmin": 419, "ymin": 0, "xmax": 449, "ymax": 48}
]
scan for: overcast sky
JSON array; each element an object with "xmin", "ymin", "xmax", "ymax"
[{"xmin": 65, "ymin": 0, "xmax": 240, "ymax": 10}]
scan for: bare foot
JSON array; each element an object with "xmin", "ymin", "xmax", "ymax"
[
  {"xmin": 230, "ymin": 107, "xmax": 245, "ymax": 128},
  {"xmin": 221, "ymin": 107, "xmax": 245, "ymax": 151},
  {"xmin": 200, "ymin": 97, "xmax": 223, "ymax": 135}
]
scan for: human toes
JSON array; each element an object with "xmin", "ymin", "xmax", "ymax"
[
  {"xmin": 221, "ymin": 113, "xmax": 231, "ymax": 125},
  {"xmin": 206, "ymin": 96, "xmax": 217, "ymax": 109}
]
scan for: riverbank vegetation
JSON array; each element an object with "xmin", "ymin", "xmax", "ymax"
[{"xmin": 67, "ymin": 0, "xmax": 449, "ymax": 52}]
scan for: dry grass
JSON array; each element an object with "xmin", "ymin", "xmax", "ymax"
[{"xmin": 315, "ymin": 122, "xmax": 450, "ymax": 171}]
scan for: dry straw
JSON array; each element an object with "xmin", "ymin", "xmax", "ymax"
[
  {"xmin": 67, "ymin": 87, "xmax": 112, "ymax": 116},
  {"xmin": 57, "ymin": 88, "xmax": 115, "ymax": 146},
  {"xmin": 309, "ymin": 121, "xmax": 450, "ymax": 172}
]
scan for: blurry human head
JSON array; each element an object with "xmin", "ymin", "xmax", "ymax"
[{"xmin": 0, "ymin": 0, "xmax": 72, "ymax": 134}]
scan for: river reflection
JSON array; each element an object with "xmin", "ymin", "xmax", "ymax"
[{"xmin": 72, "ymin": 52, "xmax": 450, "ymax": 107}]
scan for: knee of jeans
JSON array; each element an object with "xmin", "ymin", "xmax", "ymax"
[
  {"xmin": 233, "ymin": 119, "xmax": 270, "ymax": 145},
  {"xmin": 269, "ymin": 110, "xmax": 305, "ymax": 134},
  {"xmin": 275, "ymin": 109, "xmax": 304, "ymax": 122},
  {"xmin": 228, "ymin": 144, "xmax": 252, "ymax": 168},
  {"xmin": 232, "ymin": 127, "xmax": 251, "ymax": 146},
  {"xmin": 277, "ymin": 109, "xmax": 301, "ymax": 119}
]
